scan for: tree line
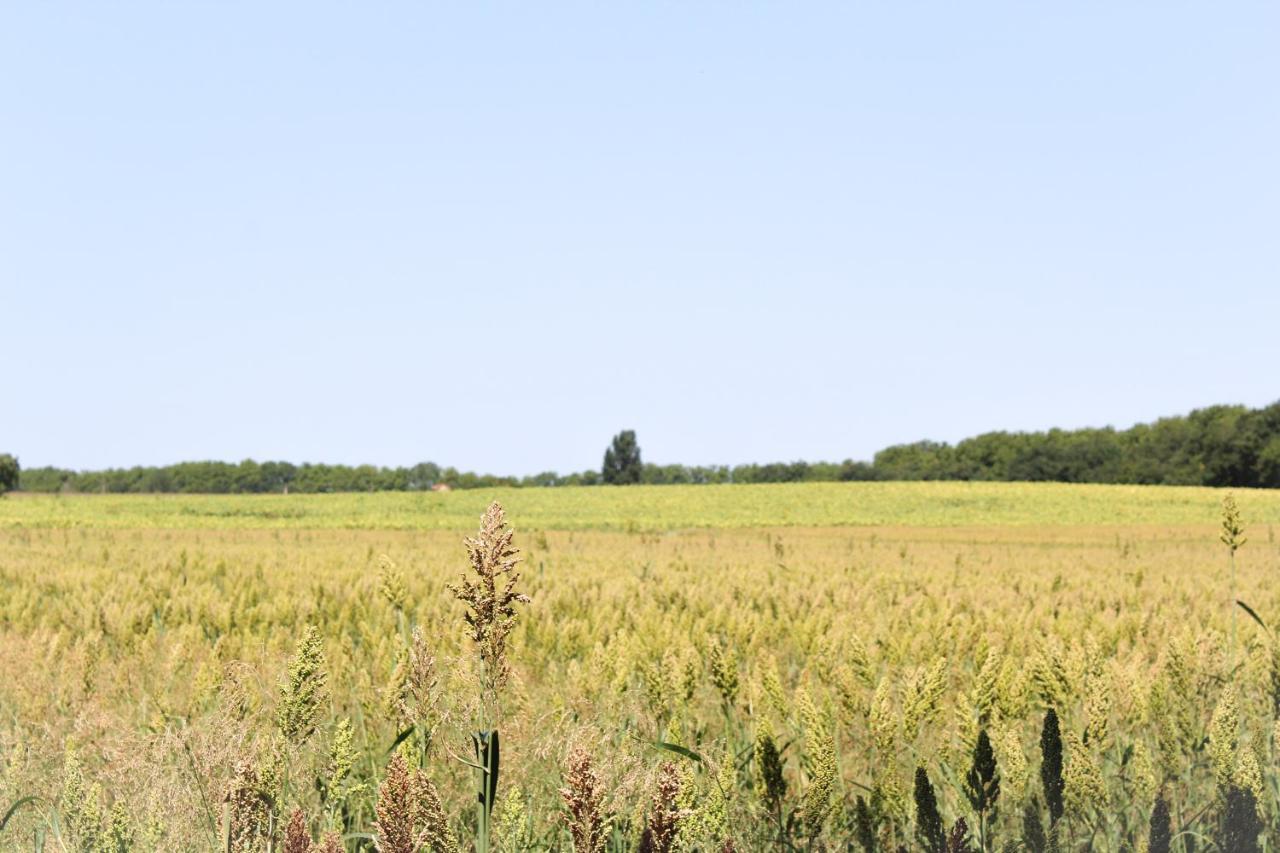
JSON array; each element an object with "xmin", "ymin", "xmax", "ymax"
[
  {"xmin": 11, "ymin": 456, "xmax": 876, "ymax": 494},
  {"xmin": 871, "ymin": 401, "xmax": 1280, "ymax": 487},
  {"xmin": 5, "ymin": 401, "xmax": 1280, "ymax": 494}
]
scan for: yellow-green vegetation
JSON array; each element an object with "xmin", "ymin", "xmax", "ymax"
[
  {"xmin": 6, "ymin": 481, "xmax": 1280, "ymax": 530},
  {"xmin": 1, "ymin": 483, "xmax": 1279, "ymax": 851}
]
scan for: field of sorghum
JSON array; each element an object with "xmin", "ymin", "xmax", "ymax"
[{"xmin": 2, "ymin": 484, "xmax": 1280, "ymax": 851}]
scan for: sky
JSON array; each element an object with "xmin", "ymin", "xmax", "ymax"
[{"xmin": 3, "ymin": 3, "xmax": 1278, "ymax": 475}]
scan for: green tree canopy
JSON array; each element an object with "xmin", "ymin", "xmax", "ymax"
[
  {"xmin": 602, "ymin": 430, "xmax": 642, "ymax": 485},
  {"xmin": 12, "ymin": 400, "xmax": 1280, "ymax": 492},
  {"xmin": 0, "ymin": 454, "xmax": 19, "ymax": 495}
]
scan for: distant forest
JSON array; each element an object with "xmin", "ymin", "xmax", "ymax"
[{"xmin": 13, "ymin": 401, "xmax": 1280, "ymax": 493}]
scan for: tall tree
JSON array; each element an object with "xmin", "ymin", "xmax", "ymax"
[
  {"xmin": 602, "ymin": 430, "xmax": 642, "ymax": 485},
  {"xmin": 0, "ymin": 454, "xmax": 18, "ymax": 495}
]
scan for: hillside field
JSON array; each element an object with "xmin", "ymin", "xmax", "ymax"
[{"xmin": 2, "ymin": 482, "xmax": 1279, "ymax": 851}]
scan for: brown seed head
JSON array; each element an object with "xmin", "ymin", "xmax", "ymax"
[
  {"xmin": 560, "ymin": 746, "xmax": 609, "ymax": 853},
  {"xmin": 283, "ymin": 807, "xmax": 312, "ymax": 853},
  {"xmin": 374, "ymin": 753, "xmax": 415, "ymax": 853},
  {"xmin": 449, "ymin": 502, "xmax": 530, "ymax": 712}
]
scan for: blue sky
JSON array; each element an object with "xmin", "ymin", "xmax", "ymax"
[{"xmin": 4, "ymin": 3, "xmax": 1278, "ymax": 474}]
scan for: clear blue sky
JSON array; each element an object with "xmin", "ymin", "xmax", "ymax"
[{"xmin": 4, "ymin": 3, "xmax": 1277, "ymax": 475}]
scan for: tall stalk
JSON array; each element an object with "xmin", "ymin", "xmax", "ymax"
[
  {"xmin": 1220, "ymin": 494, "xmax": 1247, "ymax": 666},
  {"xmin": 450, "ymin": 502, "xmax": 529, "ymax": 851}
]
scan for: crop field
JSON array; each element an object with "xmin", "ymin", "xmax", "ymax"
[
  {"xmin": 2, "ymin": 482, "xmax": 1280, "ymax": 851},
  {"xmin": 7, "ymin": 481, "xmax": 1280, "ymax": 530}
]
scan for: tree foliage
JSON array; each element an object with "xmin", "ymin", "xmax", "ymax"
[
  {"xmin": 0, "ymin": 454, "xmax": 19, "ymax": 495},
  {"xmin": 873, "ymin": 401, "xmax": 1280, "ymax": 487},
  {"xmin": 602, "ymin": 430, "xmax": 642, "ymax": 485},
  {"xmin": 14, "ymin": 400, "xmax": 1280, "ymax": 493}
]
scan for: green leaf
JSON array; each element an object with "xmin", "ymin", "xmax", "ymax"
[
  {"xmin": 650, "ymin": 740, "xmax": 705, "ymax": 765},
  {"xmin": 1237, "ymin": 600, "xmax": 1271, "ymax": 637},
  {"xmin": 386, "ymin": 725, "xmax": 415, "ymax": 756},
  {"xmin": 0, "ymin": 796, "xmax": 37, "ymax": 833},
  {"xmin": 473, "ymin": 729, "xmax": 501, "ymax": 804}
]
